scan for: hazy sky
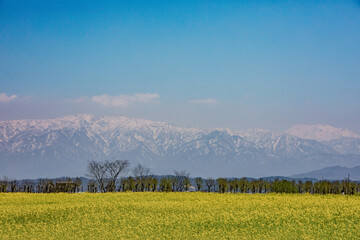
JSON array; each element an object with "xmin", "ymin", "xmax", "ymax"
[{"xmin": 1, "ymin": 0, "xmax": 360, "ymax": 132}]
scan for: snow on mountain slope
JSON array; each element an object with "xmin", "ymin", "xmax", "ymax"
[
  {"xmin": 286, "ymin": 124, "xmax": 359, "ymax": 141},
  {"xmin": 239, "ymin": 129, "xmax": 335, "ymax": 156},
  {"xmin": 322, "ymin": 137, "xmax": 360, "ymax": 155},
  {"xmin": 1, "ymin": 115, "xmax": 359, "ymax": 178}
]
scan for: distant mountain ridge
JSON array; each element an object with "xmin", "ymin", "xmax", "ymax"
[
  {"xmin": 286, "ymin": 124, "xmax": 359, "ymax": 141},
  {"xmin": 291, "ymin": 166, "xmax": 360, "ymax": 181},
  {"xmin": 322, "ymin": 138, "xmax": 360, "ymax": 155},
  {"xmin": 1, "ymin": 114, "xmax": 359, "ymax": 179}
]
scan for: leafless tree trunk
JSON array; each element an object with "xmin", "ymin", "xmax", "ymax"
[
  {"xmin": 132, "ymin": 164, "xmax": 150, "ymax": 191},
  {"xmin": 86, "ymin": 160, "xmax": 129, "ymax": 192},
  {"xmin": 105, "ymin": 160, "xmax": 130, "ymax": 192},
  {"xmin": 195, "ymin": 177, "xmax": 203, "ymax": 191},
  {"xmin": 86, "ymin": 160, "xmax": 108, "ymax": 192},
  {"xmin": 0, "ymin": 176, "xmax": 9, "ymax": 192},
  {"xmin": 205, "ymin": 178, "xmax": 215, "ymax": 192},
  {"xmin": 173, "ymin": 170, "xmax": 190, "ymax": 192}
]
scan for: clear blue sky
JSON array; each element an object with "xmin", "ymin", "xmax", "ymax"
[{"xmin": 1, "ymin": 0, "xmax": 360, "ymax": 132}]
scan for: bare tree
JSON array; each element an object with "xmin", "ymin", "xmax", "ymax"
[
  {"xmin": 86, "ymin": 160, "xmax": 108, "ymax": 192},
  {"xmin": 87, "ymin": 180, "xmax": 97, "ymax": 193},
  {"xmin": 22, "ymin": 179, "xmax": 35, "ymax": 193},
  {"xmin": 184, "ymin": 177, "xmax": 191, "ymax": 191},
  {"xmin": 10, "ymin": 179, "xmax": 18, "ymax": 193},
  {"xmin": 217, "ymin": 178, "xmax": 228, "ymax": 193},
  {"xmin": 132, "ymin": 164, "xmax": 150, "ymax": 191},
  {"xmin": 173, "ymin": 170, "xmax": 190, "ymax": 192},
  {"xmin": 150, "ymin": 177, "xmax": 158, "ymax": 192},
  {"xmin": 75, "ymin": 177, "xmax": 82, "ymax": 193},
  {"xmin": 105, "ymin": 160, "xmax": 130, "ymax": 192},
  {"xmin": 205, "ymin": 178, "xmax": 215, "ymax": 192},
  {"xmin": 160, "ymin": 177, "xmax": 172, "ymax": 192},
  {"xmin": 195, "ymin": 177, "xmax": 203, "ymax": 191},
  {"xmin": 171, "ymin": 176, "xmax": 178, "ymax": 192},
  {"xmin": 86, "ymin": 159, "xmax": 129, "ymax": 192},
  {"xmin": 0, "ymin": 176, "xmax": 9, "ymax": 192}
]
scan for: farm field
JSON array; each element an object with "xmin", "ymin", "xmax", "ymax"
[{"xmin": 1, "ymin": 193, "xmax": 359, "ymax": 240}]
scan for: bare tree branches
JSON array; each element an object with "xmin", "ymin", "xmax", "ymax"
[
  {"xmin": 195, "ymin": 177, "xmax": 203, "ymax": 191},
  {"xmin": 86, "ymin": 160, "xmax": 108, "ymax": 192},
  {"xmin": 132, "ymin": 164, "xmax": 150, "ymax": 191},
  {"xmin": 132, "ymin": 164, "xmax": 150, "ymax": 179},
  {"xmin": 173, "ymin": 170, "xmax": 190, "ymax": 192},
  {"xmin": 86, "ymin": 159, "xmax": 130, "ymax": 192},
  {"xmin": 205, "ymin": 178, "xmax": 215, "ymax": 192},
  {"xmin": 105, "ymin": 160, "xmax": 130, "ymax": 192},
  {"xmin": 0, "ymin": 176, "xmax": 9, "ymax": 192}
]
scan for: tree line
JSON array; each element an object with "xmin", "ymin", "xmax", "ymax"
[
  {"xmin": 0, "ymin": 176, "xmax": 83, "ymax": 193},
  {"xmin": 1, "ymin": 160, "xmax": 359, "ymax": 195}
]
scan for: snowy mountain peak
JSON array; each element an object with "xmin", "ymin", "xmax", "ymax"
[{"xmin": 286, "ymin": 124, "xmax": 359, "ymax": 142}]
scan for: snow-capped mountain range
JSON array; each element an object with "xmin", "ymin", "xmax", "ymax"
[
  {"xmin": 1, "ymin": 114, "xmax": 359, "ymax": 179},
  {"xmin": 286, "ymin": 124, "xmax": 360, "ymax": 141}
]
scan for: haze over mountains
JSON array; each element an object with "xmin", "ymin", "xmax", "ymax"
[
  {"xmin": 292, "ymin": 166, "xmax": 360, "ymax": 181},
  {"xmin": 286, "ymin": 124, "xmax": 360, "ymax": 142},
  {"xmin": 1, "ymin": 114, "xmax": 359, "ymax": 179}
]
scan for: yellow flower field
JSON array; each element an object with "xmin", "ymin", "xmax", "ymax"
[{"xmin": 0, "ymin": 192, "xmax": 359, "ymax": 239}]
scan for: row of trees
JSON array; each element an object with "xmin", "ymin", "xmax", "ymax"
[
  {"xmin": 85, "ymin": 160, "xmax": 193, "ymax": 193},
  {"xmin": 0, "ymin": 177, "xmax": 83, "ymax": 193},
  {"xmin": 118, "ymin": 170, "xmax": 191, "ymax": 192},
  {"xmin": 215, "ymin": 178, "xmax": 360, "ymax": 195},
  {"xmin": 85, "ymin": 160, "xmax": 360, "ymax": 195},
  {"xmin": 106, "ymin": 176, "xmax": 359, "ymax": 195},
  {"xmin": 1, "ymin": 160, "xmax": 359, "ymax": 195}
]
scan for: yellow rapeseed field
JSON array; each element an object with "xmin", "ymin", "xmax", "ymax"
[{"xmin": 0, "ymin": 192, "xmax": 359, "ymax": 239}]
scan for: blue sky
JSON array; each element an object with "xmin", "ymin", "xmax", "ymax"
[{"xmin": 1, "ymin": 0, "xmax": 360, "ymax": 132}]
